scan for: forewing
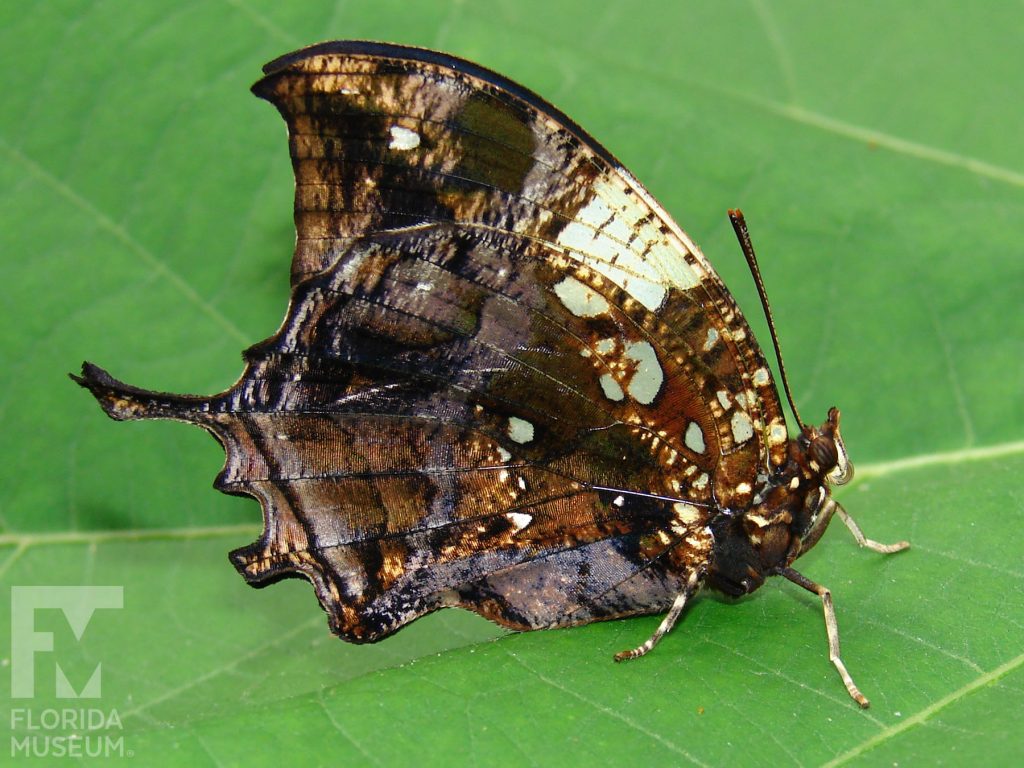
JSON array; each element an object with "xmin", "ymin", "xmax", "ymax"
[{"xmin": 255, "ymin": 41, "xmax": 789, "ymax": 494}]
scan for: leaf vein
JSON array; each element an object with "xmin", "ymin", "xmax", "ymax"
[
  {"xmin": 118, "ymin": 616, "xmax": 323, "ymax": 726},
  {"xmin": 821, "ymin": 651, "xmax": 1024, "ymax": 767},
  {"xmin": 0, "ymin": 136, "xmax": 248, "ymax": 345}
]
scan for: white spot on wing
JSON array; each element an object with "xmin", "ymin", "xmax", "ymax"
[
  {"xmin": 554, "ymin": 179, "xmax": 702, "ymax": 312},
  {"xmin": 599, "ymin": 374, "xmax": 625, "ymax": 401},
  {"xmin": 703, "ymin": 327, "xmax": 719, "ymax": 352},
  {"xmin": 716, "ymin": 390, "xmax": 731, "ymax": 410},
  {"xmin": 507, "ymin": 417, "xmax": 534, "ymax": 444},
  {"xmin": 768, "ymin": 422, "xmax": 788, "ymax": 446},
  {"xmin": 553, "ymin": 276, "xmax": 610, "ymax": 317},
  {"xmin": 731, "ymin": 410, "xmax": 754, "ymax": 444},
  {"xmin": 507, "ymin": 512, "xmax": 532, "ymax": 532},
  {"xmin": 388, "ymin": 125, "xmax": 421, "ymax": 150},
  {"xmin": 752, "ymin": 367, "xmax": 770, "ymax": 386},
  {"xmin": 672, "ymin": 502, "xmax": 701, "ymax": 525},
  {"xmin": 497, "ymin": 446, "xmax": 512, "ymax": 462},
  {"xmin": 684, "ymin": 421, "xmax": 706, "ymax": 454},
  {"xmin": 623, "ymin": 340, "xmax": 663, "ymax": 404}
]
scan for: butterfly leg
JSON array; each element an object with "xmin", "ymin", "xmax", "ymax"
[
  {"xmin": 613, "ymin": 570, "xmax": 700, "ymax": 662},
  {"xmin": 779, "ymin": 566, "xmax": 870, "ymax": 708},
  {"xmin": 834, "ymin": 502, "xmax": 910, "ymax": 554}
]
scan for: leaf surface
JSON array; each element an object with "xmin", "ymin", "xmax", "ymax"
[{"xmin": 2, "ymin": 1, "xmax": 1021, "ymax": 765}]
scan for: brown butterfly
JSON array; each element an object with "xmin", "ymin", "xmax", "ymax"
[{"xmin": 75, "ymin": 41, "xmax": 907, "ymax": 707}]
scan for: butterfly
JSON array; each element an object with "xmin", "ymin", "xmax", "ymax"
[{"xmin": 74, "ymin": 40, "xmax": 907, "ymax": 707}]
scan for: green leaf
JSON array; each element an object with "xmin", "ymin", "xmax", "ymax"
[{"xmin": 2, "ymin": 1, "xmax": 1021, "ymax": 765}]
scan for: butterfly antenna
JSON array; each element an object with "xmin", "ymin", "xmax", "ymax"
[{"xmin": 727, "ymin": 209, "xmax": 805, "ymax": 432}]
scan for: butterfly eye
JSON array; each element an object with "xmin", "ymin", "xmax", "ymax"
[
  {"xmin": 825, "ymin": 433, "xmax": 854, "ymax": 486},
  {"xmin": 810, "ymin": 435, "xmax": 838, "ymax": 471}
]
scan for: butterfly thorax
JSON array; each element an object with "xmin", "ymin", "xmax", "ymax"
[{"xmin": 706, "ymin": 408, "xmax": 852, "ymax": 597}]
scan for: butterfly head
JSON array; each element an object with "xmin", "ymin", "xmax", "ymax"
[
  {"xmin": 782, "ymin": 407, "xmax": 854, "ymax": 560},
  {"xmin": 803, "ymin": 406, "xmax": 853, "ymax": 487}
]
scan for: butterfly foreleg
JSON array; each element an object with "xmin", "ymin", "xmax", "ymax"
[
  {"xmin": 833, "ymin": 501, "xmax": 910, "ymax": 555},
  {"xmin": 613, "ymin": 569, "xmax": 701, "ymax": 662}
]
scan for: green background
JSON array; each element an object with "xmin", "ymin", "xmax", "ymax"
[{"xmin": 2, "ymin": 1, "xmax": 1022, "ymax": 765}]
